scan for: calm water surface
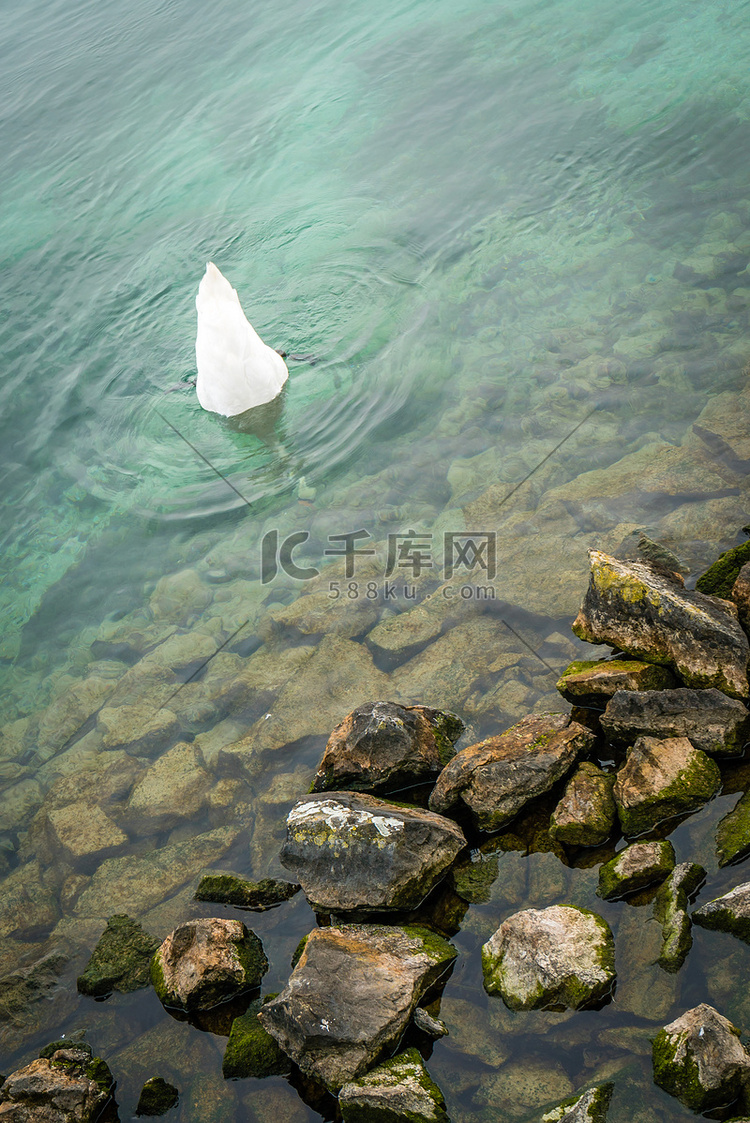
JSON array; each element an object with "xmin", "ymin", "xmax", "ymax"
[{"xmin": 2, "ymin": 0, "xmax": 750, "ymax": 1118}]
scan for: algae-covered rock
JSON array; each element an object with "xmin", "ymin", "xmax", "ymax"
[
  {"xmin": 652, "ymin": 1003, "xmax": 750, "ymax": 1111},
  {"xmin": 556, "ymin": 659, "xmax": 676, "ymax": 708},
  {"xmin": 0, "ymin": 951, "xmax": 69, "ymax": 1042},
  {"xmin": 697, "ymin": 540, "xmax": 750, "ymax": 600},
  {"xmin": 0, "ymin": 1044, "xmax": 115, "ymax": 1122},
  {"xmin": 339, "ymin": 1048, "xmax": 449, "ymax": 1122},
  {"xmin": 280, "ymin": 792, "xmax": 466, "ymax": 913},
  {"xmin": 151, "ymin": 917, "xmax": 268, "ymax": 1012},
  {"xmin": 613, "ymin": 736, "xmax": 721, "ymax": 835},
  {"xmin": 449, "ymin": 853, "xmax": 499, "ymax": 903},
  {"xmin": 573, "ymin": 550, "xmax": 750, "ymax": 699},
  {"xmin": 694, "ymin": 882, "xmax": 750, "ymax": 944},
  {"xmin": 429, "ymin": 713, "xmax": 594, "ymax": 832},
  {"xmin": 77, "ymin": 914, "xmax": 159, "ymax": 997},
  {"xmin": 717, "ymin": 791, "xmax": 750, "ymax": 867},
  {"xmin": 311, "ymin": 700, "xmax": 464, "ymax": 794},
  {"xmin": 194, "ymin": 873, "xmax": 299, "ymax": 911},
  {"xmin": 222, "ymin": 997, "xmax": 289, "ymax": 1079},
  {"xmin": 732, "ymin": 561, "xmax": 750, "ymax": 630},
  {"xmin": 601, "ymin": 688, "xmax": 750, "ymax": 756},
  {"xmin": 597, "ymin": 840, "xmax": 675, "ymax": 901},
  {"xmin": 654, "ymin": 862, "xmax": 706, "ymax": 973},
  {"xmin": 549, "ymin": 763, "xmax": 616, "ymax": 847},
  {"xmin": 257, "ymin": 924, "xmax": 456, "ymax": 1090},
  {"xmin": 482, "ymin": 905, "xmax": 615, "ymax": 1011},
  {"xmin": 541, "ymin": 1083, "xmax": 614, "ymax": 1122},
  {"xmin": 136, "ymin": 1076, "xmax": 179, "ymax": 1116}
]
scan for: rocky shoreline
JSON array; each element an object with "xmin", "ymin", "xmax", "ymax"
[{"xmin": 4, "ymin": 539, "xmax": 750, "ymax": 1119}]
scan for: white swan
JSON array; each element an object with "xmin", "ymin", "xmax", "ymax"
[{"xmin": 195, "ymin": 262, "xmax": 289, "ymax": 416}]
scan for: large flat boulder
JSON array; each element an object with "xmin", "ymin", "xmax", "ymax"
[
  {"xmin": 573, "ymin": 551, "xmax": 749, "ymax": 699},
  {"xmin": 481, "ymin": 905, "xmax": 615, "ymax": 1011},
  {"xmin": 652, "ymin": 1003, "xmax": 750, "ymax": 1111},
  {"xmin": 280, "ymin": 792, "xmax": 466, "ymax": 913},
  {"xmin": 429, "ymin": 714, "xmax": 595, "ymax": 832},
  {"xmin": 613, "ymin": 736, "xmax": 721, "ymax": 835},
  {"xmin": 601, "ymin": 688, "xmax": 750, "ymax": 756},
  {"xmin": 257, "ymin": 924, "xmax": 456, "ymax": 1090},
  {"xmin": 557, "ymin": 658, "xmax": 677, "ymax": 709}
]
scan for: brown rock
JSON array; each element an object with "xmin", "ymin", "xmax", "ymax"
[
  {"xmin": 0, "ymin": 1046, "xmax": 114, "ymax": 1122},
  {"xmin": 613, "ymin": 736, "xmax": 721, "ymax": 835},
  {"xmin": 151, "ymin": 917, "xmax": 267, "ymax": 1012},
  {"xmin": 556, "ymin": 658, "xmax": 677, "ymax": 709},
  {"xmin": 549, "ymin": 762, "xmax": 616, "ymax": 847}
]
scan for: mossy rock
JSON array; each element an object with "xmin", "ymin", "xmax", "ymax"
[
  {"xmin": 716, "ymin": 791, "xmax": 750, "ymax": 867},
  {"xmin": 136, "ymin": 1076, "xmax": 179, "ymax": 1115},
  {"xmin": 39, "ymin": 1040, "xmax": 92, "ymax": 1060},
  {"xmin": 696, "ymin": 539, "xmax": 750, "ymax": 599},
  {"xmin": 222, "ymin": 997, "xmax": 289, "ymax": 1079},
  {"xmin": 77, "ymin": 914, "xmax": 160, "ymax": 997},
  {"xmin": 597, "ymin": 841, "xmax": 675, "ymax": 901},
  {"xmin": 541, "ymin": 1082, "xmax": 614, "ymax": 1122},
  {"xmin": 194, "ymin": 873, "xmax": 300, "ymax": 910},
  {"xmin": 339, "ymin": 1047, "xmax": 448, "ymax": 1122}
]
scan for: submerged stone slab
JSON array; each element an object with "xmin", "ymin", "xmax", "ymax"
[
  {"xmin": 613, "ymin": 736, "xmax": 721, "ymax": 836},
  {"xmin": 481, "ymin": 905, "xmax": 615, "ymax": 1011},
  {"xmin": 135, "ymin": 1077, "xmax": 179, "ymax": 1116},
  {"xmin": 77, "ymin": 914, "xmax": 159, "ymax": 997},
  {"xmin": 339, "ymin": 1048, "xmax": 449, "ymax": 1123},
  {"xmin": 257, "ymin": 924, "xmax": 456, "ymax": 1090},
  {"xmin": 652, "ymin": 1003, "xmax": 750, "ymax": 1111},
  {"xmin": 573, "ymin": 550, "xmax": 750, "ymax": 698},
  {"xmin": 194, "ymin": 873, "xmax": 300, "ymax": 911},
  {"xmin": 597, "ymin": 840, "xmax": 675, "ymax": 901},
  {"xmin": 693, "ymin": 882, "xmax": 750, "ymax": 944},
  {"xmin": 549, "ymin": 762, "xmax": 616, "ymax": 847},
  {"xmin": 280, "ymin": 792, "xmax": 466, "ymax": 913},
  {"xmin": 601, "ymin": 688, "xmax": 750, "ymax": 756},
  {"xmin": 541, "ymin": 1083, "xmax": 613, "ymax": 1123},
  {"xmin": 311, "ymin": 701, "xmax": 464, "ymax": 794},
  {"xmin": 654, "ymin": 862, "xmax": 706, "ymax": 973},
  {"xmin": 557, "ymin": 658, "xmax": 677, "ymax": 709},
  {"xmin": 151, "ymin": 918, "xmax": 268, "ymax": 1012},
  {"xmin": 429, "ymin": 714, "xmax": 595, "ymax": 832}
]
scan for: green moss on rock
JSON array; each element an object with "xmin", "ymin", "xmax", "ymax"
[
  {"xmin": 194, "ymin": 873, "xmax": 299, "ymax": 910},
  {"xmin": 136, "ymin": 1076, "xmax": 179, "ymax": 1116},
  {"xmin": 222, "ymin": 998, "xmax": 289, "ymax": 1079},
  {"xmin": 696, "ymin": 540, "xmax": 750, "ymax": 599},
  {"xmin": 77, "ymin": 914, "xmax": 159, "ymax": 997}
]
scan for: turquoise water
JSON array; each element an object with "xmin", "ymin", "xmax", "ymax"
[{"xmin": 2, "ymin": 0, "xmax": 750, "ymax": 1117}]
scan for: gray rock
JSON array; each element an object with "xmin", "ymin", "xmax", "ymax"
[
  {"xmin": 557, "ymin": 658, "xmax": 677, "ymax": 708},
  {"xmin": 573, "ymin": 550, "xmax": 750, "ymax": 699},
  {"xmin": 413, "ymin": 1007, "xmax": 448, "ymax": 1038},
  {"xmin": 541, "ymin": 1083, "xmax": 614, "ymax": 1122},
  {"xmin": 429, "ymin": 713, "xmax": 595, "ymax": 832},
  {"xmin": 151, "ymin": 917, "xmax": 268, "ymax": 1012},
  {"xmin": 652, "ymin": 1003, "xmax": 750, "ymax": 1111},
  {"xmin": 694, "ymin": 882, "xmax": 750, "ymax": 944},
  {"xmin": 339, "ymin": 1048, "xmax": 449, "ymax": 1123},
  {"xmin": 257, "ymin": 924, "xmax": 456, "ymax": 1090},
  {"xmin": 601, "ymin": 688, "xmax": 750, "ymax": 756},
  {"xmin": 597, "ymin": 840, "xmax": 675, "ymax": 901},
  {"xmin": 653, "ymin": 862, "xmax": 706, "ymax": 973},
  {"xmin": 279, "ymin": 792, "xmax": 466, "ymax": 913},
  {"xmin": 481, "ymin": 905, "xmax": 615, "ymax": 1011},
  {"xmin": 549, "ymin": 763, "xmax": 616, "ymax": 847},
  {"xmin": 311, "ymin": 701, "xmax": 464, "ymax": 794},
  {"xmin": 717, "ymin": 791, "xmax": 750, "ymax": 867},
  {"xmin": 0, "ymin": 951, "xmax": 69, "ymax": 1038},
  {"xmin": 0, "ymin": 1045, "xmax": 114, "ymax": 1122},
  {"xmin": 613, "ymin": 735, "xmax": 721, "ymax": 835}
]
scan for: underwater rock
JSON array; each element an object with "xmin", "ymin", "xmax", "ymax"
[
  {"xmin": 338, "ymin": 1048, "xmax": 449, "ymax": 1123},
  {"xmin": 280, "ymin": 792, "xmax": 466, "ymax": 913},
  {"xmin": 556, "ymin": 659, "xmax": 677, "ymax": 709},
  {"xmin": 135, "ymin": 1076, "xmax": 179, "ymax": 1116},
  {"xmin": 694, "ymin": 882, "xmax": 750, "ymax": 944},
  {"xmin": 259, "ymin": 587, "xmax": 379, "ymax": 642},
  {"xmin": 35, "ymin": 676, "xmax": 116, "ymax": 762},
  {"xmin": 45, "ymin": 802, "xmax": 128, "ymax": 868},
  {"xmin": 652, "ymin": 1003, "xmax": 750, "ymax": 1112},
  {"xmin": 148, "ymin": 568, "xmax": 213, "ymax": 625},
  {"xmin": 0, "ymin": 1044, "xmax": 115, "ymax": 1122},
  {"xmin": 717, "ymin": 791, "xmax": 750, "ymax": 867},
  {"xmin": 222, "ymin": 997, "xmax": 290, "ymax": 1079},
  {"xmin": 311, "ymin": 700, "xmax": 464, "ymax": 794},
  {"xmin": 541, "ymin": 1083, "xmax": 614, "ymax": 1123},
  {"xmin": 97, "ymin": 704, "xmax": 180, "ymax": 757},
  {"xmin": 614, "ymin": 903, "xmax": 679, "ymax": 1022},
  {"xmin": 549, "ymin": 762, "xmax": 616, "ymax": 847},
  {"xmin": 429, "ymin": 713, "xmax": 595, "ymax": 832},
  {"xmin": 123, "ymin": 741, "xmax": 210, "ymax": 833},
  {"xmin": 613, "ymin": 735, "xmax": 721, "ymax": 836},
  {"xmin": 77, "ymin": 914, "xmax": 159, "ymax": 997},
  {"xmin": 0, "ymin": 951, "xmax": 69, "ymax": 1041},
  {"xmin": 653, "ymin": 862, "xmax": 706, "ymax": 973},
  {"xmin": 696, "ymin": 540, "xmax": 750, "ymax": 600},
  {"xmin": 601, "ymin": 688, "xmax": 750, "ymax": 756},
  {"xmin": 597, "ymin": 840, "xmax": 675, "ymax": 901},
  {"xmin": 195, "ymin": 873, "xmax": 299, "ymax": 910},
  {"xmin": 572, "ymin": 550, "xmax": 750, "ymax": 699},
  {"xmin": 151, "ymin": 917, "xmax": 268, "ymax": 1012},
  {"xmin": 258, "ymin": 924, "xmax": 456, "ymax": 1091},
  {"xmin": 481, "ymin": 905, "xmax": 615, "ymax": 1011},
  {"xmin": 474, "ymin": 1055, "xmax": 575, "ymax": 1116},
  {"xmin": 0, "ymin": 860, "xmax": 60, "ymax": 939}
]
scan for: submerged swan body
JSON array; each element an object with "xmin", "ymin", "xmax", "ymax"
[{"xmin": 195, "ymin": 262, "xmax": 288, "ymax": 417}]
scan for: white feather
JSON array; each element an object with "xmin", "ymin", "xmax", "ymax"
[{"xmin": 195, "ymin": 262, "xmax": 288, "ymax": 417}]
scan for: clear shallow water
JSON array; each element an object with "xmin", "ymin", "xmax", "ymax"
[{"xmin": 2, "ymin": 0, "xmax": 750, "ymax": 1118}]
